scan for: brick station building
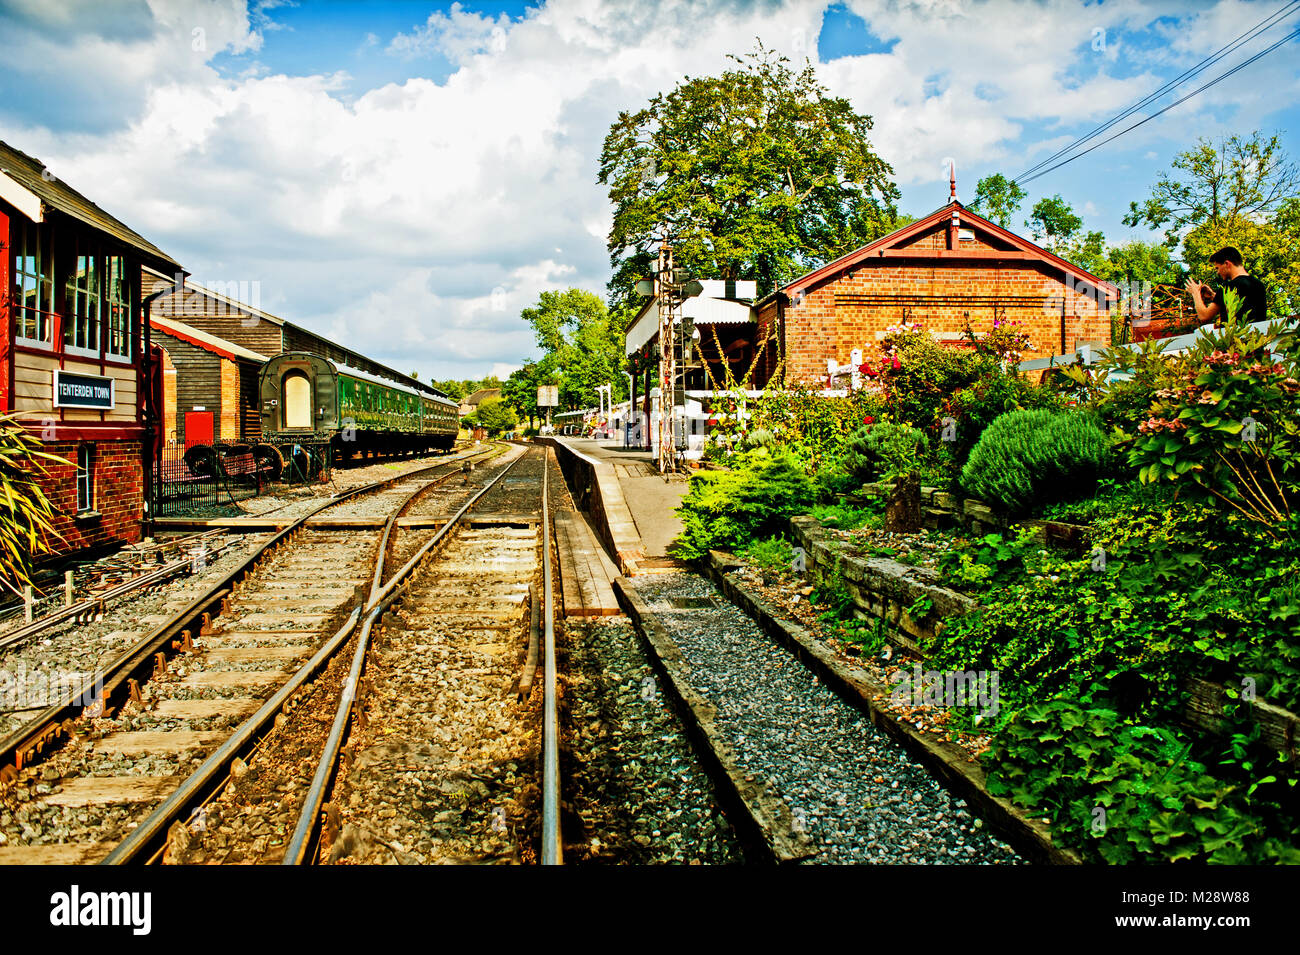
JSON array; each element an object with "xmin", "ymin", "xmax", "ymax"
[
  {"xmin": 756, "ymin": 181, "xmax": 1116, "ymax": 386},
  {"xmin": 1, "ymin": 140, "xmax": 183, "ymax": 557}
]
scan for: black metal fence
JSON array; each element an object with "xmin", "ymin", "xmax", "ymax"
[{"xmin": 152, "ymin": 441, "xmax": 332, "ymax": 515}]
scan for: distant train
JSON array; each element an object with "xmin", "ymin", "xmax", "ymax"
[{"xmin": 258, "ymin": 352, "xmax": 459, "ymax": 464}]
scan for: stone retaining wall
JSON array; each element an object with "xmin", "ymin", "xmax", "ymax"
[{"xmin": 789, "ymin": 512, "xmax": 1299, "ymax": 763}]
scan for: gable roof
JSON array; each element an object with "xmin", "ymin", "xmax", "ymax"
[
  {"xmin": 774, "ymin": 201, "xmax": 1115, "ymax": 301},
  {"xmin": 151, "ymin": 315, "xmax": 268, "ymax": 364},
  {"xmin": 0, "ymin": 140, "xmax": 182, "ymax": 271}
]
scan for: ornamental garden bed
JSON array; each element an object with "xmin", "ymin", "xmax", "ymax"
[{"xmin": 673, "ymin": 315, "xmax": 1300, "ymax": 863}]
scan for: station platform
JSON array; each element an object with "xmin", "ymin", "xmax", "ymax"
[{"xmin": 553, "ymin": 438, "xmax": 689, "ymax": 561}]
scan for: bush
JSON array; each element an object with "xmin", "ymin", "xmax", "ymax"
[
  {"xmin": 1, "ymin": 412, "xmax": 66, "ymax": 587},
  {"xmin": 881, "ymin": 330, "xmax": 981, "ymax": 431},
  {"xmin": 672, "ymin": 451, "xmax": 815, "ymax": 560},
  {"xmin": 811, "ymin": 499, "xmax": 884, "ymax": 531},
  {"xmin": 961, "ymin": 408, "xmax": 1109, "ymax": 512},
  {"xmin": 740, "ymin": 536, "xmax": 797, "ymax": 581},
  {"xmin": 841, "ymin": 421, "xmax": 928, "ymax": 483},
  {"xmin": 1128, "ymin": 320, "xmax": 1300, "ymax": 531}
]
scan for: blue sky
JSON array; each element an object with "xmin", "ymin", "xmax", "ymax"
[{"xmin": 1, "ymin": 0, "xmax": 1297, "ymax": 380}]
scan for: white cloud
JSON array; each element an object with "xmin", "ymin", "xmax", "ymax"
[{"xmin": 3, "ymin": 0, "xmax": 1296, "ymax": 379}]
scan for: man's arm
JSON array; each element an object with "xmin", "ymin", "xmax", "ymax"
[{"xmin": 1185, "ymin": 277, "xmax": 1220, "ymax": 323}]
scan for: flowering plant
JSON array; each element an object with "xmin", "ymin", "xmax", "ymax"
[
  {"xmin": 1129, "ymin": 319, "xmax": 1300, "ymax": 530},
  {"xmin": 967, "ymin": 318, "xmax": 1035, "ymax": 364}
]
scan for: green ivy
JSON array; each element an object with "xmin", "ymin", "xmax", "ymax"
[{"xmin": 985, "ymin": 697, "xmax": 1300, "ymax": 864}]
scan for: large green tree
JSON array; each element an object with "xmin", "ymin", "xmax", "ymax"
[
  {"xmin": 969, "ymin": 173, "xmax": 1026, "ymax": 228},
  {"xmin": 473, "ymin": 398, "xmax": 518, "ymax": 436},
  {"xmin": 1123, "ymin": 132, "xmax": 1300, "ymax": 247},
  {"xmin": 1124, "ymin": 132, "xmax": 1300, "ymax": 316},
  {"xmin": 510, "ymin": 289, "xmax": 626, "ymax": 414},
  {"xmin": 598, "ymin": 44, "xmax": 900, "ymax": 304}
]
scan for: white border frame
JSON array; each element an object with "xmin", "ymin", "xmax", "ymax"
[{"xmin": 53, "ymin": 369, "xmax": 115, "ymax": 410}]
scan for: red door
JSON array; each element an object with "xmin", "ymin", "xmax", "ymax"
[{"xmin": 184, "ymin": 411, "xmax": 213, "ymax": 448}]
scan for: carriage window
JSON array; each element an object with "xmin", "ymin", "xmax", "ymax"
[{"xmin": 283, "ymin": 371, "xmax": 312, "ymax": 429}]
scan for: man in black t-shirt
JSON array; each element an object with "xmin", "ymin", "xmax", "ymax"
[{"xmin": 1185, "ymin": 245, "xmax": 1268, "ymax": 326}]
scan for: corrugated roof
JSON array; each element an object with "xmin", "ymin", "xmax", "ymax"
[{"xmin": 0, "ymin": 140, "xmax": 182, "ymax": 270}]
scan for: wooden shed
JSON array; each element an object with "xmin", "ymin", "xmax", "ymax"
[{"xmin": 149, "ymin": 315, "xmax": 266, "ymax": 447}]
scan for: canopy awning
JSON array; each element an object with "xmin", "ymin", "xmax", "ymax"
[{"xmin": 625, "ymin": 296, "xmax": 756, "ymax": 356}]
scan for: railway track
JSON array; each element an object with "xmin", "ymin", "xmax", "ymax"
[
  {"xmin": 280, "ymin": 445, "xmax": 559, "ymax": 865},
  {"xmin": 0, "ymin": 442, "xmax": 514, "ymax": 863},
  {"xmin": 71, "ymin": 443, "xmax": 560, "ymax": 865}
]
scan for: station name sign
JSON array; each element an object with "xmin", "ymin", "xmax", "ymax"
[{"xmin": 54, "ymin": 370, "xmax": 115, "ymax": 410}]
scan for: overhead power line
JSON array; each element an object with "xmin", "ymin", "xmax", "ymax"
[
  {"xmin": 1016, "ymin": 24, "xmax": 1300, "ymax": 186},
  {"xmin": 1015, "ymin": 0, "xmax": 1300, "ymax": 182}
]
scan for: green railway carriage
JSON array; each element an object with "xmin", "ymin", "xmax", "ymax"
[{"xmin": 259, "ymin": 352, "xmax": 458, "ymax": 461}]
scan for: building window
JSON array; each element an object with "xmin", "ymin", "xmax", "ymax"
[
  {"xmin": 105, "ymin": 254, "xmax": 132, "ymax": 359},
  {"xmin": 65, "ymin": 251, "xmax": 101, "ymax": 354},
  {"xmin": 76, "ymin": 444, "xmax": 94, "ymax": 513},
  {"xmin": 11, "ymin": 220, "xmax": 54, "ymax": 345}
]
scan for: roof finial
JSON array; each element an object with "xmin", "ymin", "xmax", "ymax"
[{"xmin": 949, "ymin": 160, "xmax": 956, "ymax": 202}]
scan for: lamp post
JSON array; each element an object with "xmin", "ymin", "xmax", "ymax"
[{"xmin": 623, "ymin": 371, "xmax": 635, "ymax": 447}]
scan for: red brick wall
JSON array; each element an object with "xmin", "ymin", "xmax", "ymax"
[
  {"xmin": 33, "ymin": 440, "xmax": 144, "ymax": 555},
  {"xmin": 776, "ymin": 225, "xmax": 1111, "ymax": 384}
]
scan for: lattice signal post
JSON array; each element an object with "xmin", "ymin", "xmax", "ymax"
[{"xmin": 645, "ymin": 241, "xmax": 702, "ymax": 475}]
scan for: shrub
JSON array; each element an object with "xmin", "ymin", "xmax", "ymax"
[
  {"xmin": 1, "ymin": 412, "xmax": 66, "ymax": 588},
  {"xmin": 841, "ymin": 421, "xmax": 928, "ymax": 483},
  {"xmin": 672, "ymin": 451, "xmax": 815, "ymax": 560},
  {"xmin": 1128, "ymin": 319, "xmax": 1300, "ymax": 531},
  {"xmin": 880, "ymin": 330, "xmax": 981, "ymax": 430},
  {"xmin": 740, "ymin": 536, "xmax": 796, "ymax": 581},
  {"xmin": 811, "ymin": 499, "xmax": 884, "ymax": 531},
  {"xmin": 961, "ymin": 408, "xmax": 1109, "ymax": 512}
]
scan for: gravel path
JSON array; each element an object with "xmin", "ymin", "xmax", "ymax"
[{"xmin": 629, "ymin": 572, "xmax": 1022, "ymax": 865}]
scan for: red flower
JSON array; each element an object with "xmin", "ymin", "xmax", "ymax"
[
  {"xmin": 863, "ymin": 415, "xmax": 875, "ymax": 425},
  {"xmin": 890, "ymin": 355, "xmax": 902, "ymax": 370}
]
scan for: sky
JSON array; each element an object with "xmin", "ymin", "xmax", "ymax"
[{"xmin": 1, "ymin": 0, "xmax": 1298, "ymax": 382}]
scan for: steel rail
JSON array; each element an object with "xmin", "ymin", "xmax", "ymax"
[
  {"xmin": 0, "ymin": 532, "xmax": 232, "ymax": 654},
  {"xmin": 100, "ymin": 445, "xmax": 511, "ymax": 865},
  {"xmin": 367, "ymin": 443, "xmax": 508, "ymax": 605},
  {"xmin": 540, "ymin": 446, "xmax": 561, "ymax": 865},
  {"xmin": 0, "ymin": 444, "xmax": 496, "ymax": 785},
  {"xmin": 282, "ymin": 448, "xmax": 530, "ymax": 865}
]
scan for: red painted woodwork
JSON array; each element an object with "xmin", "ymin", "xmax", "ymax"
[
  {"xmin": 184, "ymin": 411, "xmax": 213, "ymax": 448},
  {"xmin": 1, "ymin": 207, "xmax": 9, "ymax": 411}
]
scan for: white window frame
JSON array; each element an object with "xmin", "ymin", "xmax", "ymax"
[
  {"xmin": 76, "ymin": 444, "xmax": 94, "ymax": 513},
  {"xmin": 64, "ymin": 251, "xmax": 103, "ymax": 359},
  {"xmin": 104, "ymin": 254, "xmax": 132, "ymax": 361},
  {"xmin": 11, "ymin": 220, "xmax": 55, "ymax": 349}
]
